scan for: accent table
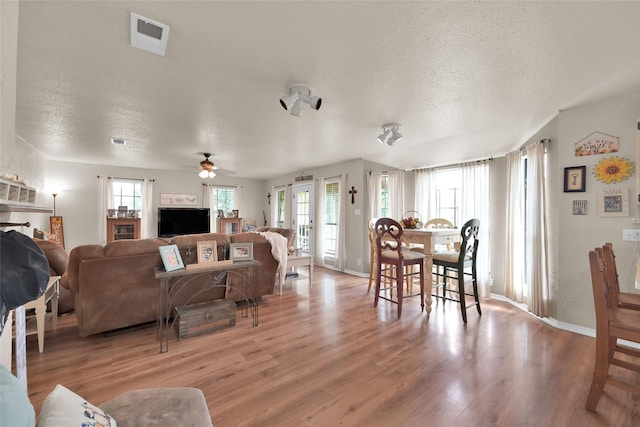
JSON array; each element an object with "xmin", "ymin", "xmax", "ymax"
[
  {"xmin": 21, "ymin": 275, "xmax": 60, "ymax": 353},
  {"xmin": 283, "ymin": 252, "xmax": 314, "ymax": 295},
  {"xmin": 154, "ymin": 260, "xmax": 261, "ymax": 353}
]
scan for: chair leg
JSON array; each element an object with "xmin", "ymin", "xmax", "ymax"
[
  {"xmin": 585, "ymin": 328, "xmax": 611, "ymax": 411},
  {"xmin": 458, "ymin": 268, "xmax": 468, "ymax": 324},
  {"xmin": 442, "ymin": 267, "xmax": 448, "ymax": 304},
  {"xmin": 374, "ymin": 259, "xmax": 382, "ymax": 308},
  {"xmin": 472, "ymin": 265, "xmax": 481, "ymax": 315},
  {"xmin": 419, "ymin": 264, "xmax": 425, "ymax": 311},
  {"xmin": 397, "ymin": 264, "xmax": 403, "ymax": 319}
]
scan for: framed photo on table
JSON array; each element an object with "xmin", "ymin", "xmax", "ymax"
[
  {"xmin": 159, "ymin": 244, "xmax": 185, "ymax": 272},
  {"xmin": 230, "ymin": 243, "xmax": 253, "ymax": 261},
  {"xmin": 564, "ymin": 166, "xmax": 586, "ymax": 192},
  {"xmin": 197, "ymin": 240, "xmax": 218, "ymax": 264}
]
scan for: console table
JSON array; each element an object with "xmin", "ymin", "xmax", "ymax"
[{"xmin": 154, "ymin": 260, "xmax": 261, "ymax": 353}]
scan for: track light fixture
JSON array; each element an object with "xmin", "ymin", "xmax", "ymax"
[
  {"xmin": 377, "ymin": 123, "xmax": 403, "ymax": 146},
  {"xmin": 279, "ymin": 85, "xmax": 322, "ymax": 117}
]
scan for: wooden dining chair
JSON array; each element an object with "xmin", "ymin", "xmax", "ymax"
[
  {"xmin": 586, "ymin": 249, "xmax": 640, "ymax": 412},
  {"xmin": 373, "ymin": 218, "xmax": 425, "ymax": 318},
  {"xmin": 431, "ymin": 218, "xmax": 481, "ymax": 323},
  {"xmin": 423, "ymin": 218, "xmax": 455, "ymax": 250},
  {"xmin": 598, "ymin": 243, "xmax": 640, "ymax": 310}
]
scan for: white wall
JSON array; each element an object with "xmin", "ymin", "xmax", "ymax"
[
  {"xmin": 557, "ymin": 89, "xmax": 640, "ymax": 327},
  {"xmin": 46, "ymin": 160, "xmax": 266, "ymax": 249}
]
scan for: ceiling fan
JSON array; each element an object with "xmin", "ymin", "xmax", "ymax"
[{"xmin": 198, "ymin": 152, "xmax": 218, "ymax": 178}]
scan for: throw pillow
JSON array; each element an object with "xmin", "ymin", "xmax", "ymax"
[
  {"xmin": 37, "ymin": 384, "xmax": 117, "ymax": 427},
  {"xmin": 0, "ymin": 364, "xmax": 36, "ymax": 427}
]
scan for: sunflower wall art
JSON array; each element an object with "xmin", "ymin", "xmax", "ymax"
[{"xmin": 593, "ymin": 156, "xmax": 634, "ymax": 184}]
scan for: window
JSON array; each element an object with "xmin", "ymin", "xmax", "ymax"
[
  {"xmin": 275, "ymin": 188, "xmax": 285, "ymax": 227},
  {"xmin": 323, "ymin": 180, "xmax": 339, "ymax": 265},
  {"xmin": 380, "ymin": 174, "xmax": 390, "ymax": 218},
  {"xmin": 211, "ymin": 187, "xmax": 235, "ymax": 214},
  {"xmin": 433, "ymin": 168, "xmax": 461, "ymax": 227},
  {"xmin": 112, "ymin": 179, "xmax": 141, "ymax": 211}
]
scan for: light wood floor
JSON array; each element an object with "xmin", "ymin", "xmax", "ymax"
[{"xmin": 18, "ymin": 267, "xmax": 640, "ymax": 426}]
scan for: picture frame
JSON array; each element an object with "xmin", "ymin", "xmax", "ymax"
[
  {"xmin": 197, "ymin": 240, "xmax": 218, "ymax": 264},
  {"xmin": 230, "ymin": 243, "xmax": 253, "ymax": 261},
  {"xmin": 232, "ymin": 209, "xmax": 239, "ymax": 218},
  {"xmin": 49, "ymin": 216, "xmax": 65, "ymax": 249},
  {"xmin": 598, "ymin": 188, "xmax": 629, "ymax": 217},
  {"xmin": 563, "ymin": 166, "xmax": 586, "ymax": 192},
  {"xmin": 217, "ymin": 209, "xmax": 225, "ymax": 218},
  {"xmin": 159, "ymin": 244, "xmax": 185, "ymax": 272},
  {"xmin": 159, "ymin": 193, "xmax": 198, "ymax": 206}
]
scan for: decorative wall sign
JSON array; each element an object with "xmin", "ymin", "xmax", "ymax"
[
  {"xmin": 159, "ymin": 193, "xmax": 198, "ymax": 206},
  {"xmin": 572, "ymin": 200, "xmax": 587, "ymax": 215},
  {"xmin": 593, "ymin": 156, "xmax": 634, "ymax": 184},
  {"xmin": 598, "ymin": 188, "xmax": 629, "ymax": 217},
  {"xmin": 574, "ymin": 132, "xmax": 619, "ymax": 156},
  {"xmin": 49, "ymin": 216, "xmax": 65, "ymax": 248}
]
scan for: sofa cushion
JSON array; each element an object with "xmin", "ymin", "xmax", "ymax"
[
  {"xmin": 0, "ymin": 365, "xmax": 35, "ymax": 427},
  {"xmin": 37, "ymin": 384, "xmax": 117, "ymax": 427},
  {"xmin": 99, "ymin": 387, "xmax": 212, "ymax": 427}
]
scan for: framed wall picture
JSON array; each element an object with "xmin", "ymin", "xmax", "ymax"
[
  {"xmin": 159, "ymin": 193, "xmax": 198, "ymax": 206},
  {"xmin": 197, "ymin": 240, "xmax": 218, "ymax": 264},
  {"xmin": 598, "ymin": 188, "xmax": 629, "ymax": 217},
  {"xmin": 159, "ymin": 244, "xmax": 185, "ymax": 272},
  {"xmin": 49, "ymin": 216, "xmax": 65, "ymax": 249},
  {"xmin": 563, "ymin": 166, "xmax": 586, "ymax": 192},
  {"xmin": 230, "ymin": 243, "xmax": 253, "ymax": 261}
]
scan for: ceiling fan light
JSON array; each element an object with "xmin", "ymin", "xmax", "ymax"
[{"xmin": 199, "ymin": 169, "xmax": 209, "ymax": 178}]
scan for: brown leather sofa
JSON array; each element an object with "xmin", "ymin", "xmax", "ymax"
[
  {"xmin": 66, "ymin": 230, "xmax": 293, "ymax": 337},
  {"xmin": 33, "ymin": 238, "xmax": 74, "ymax": 313}
]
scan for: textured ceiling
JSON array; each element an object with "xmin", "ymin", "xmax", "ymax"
[{"xmin": 14, "ymin": 1, "xmax": 640, "ymax": 179}]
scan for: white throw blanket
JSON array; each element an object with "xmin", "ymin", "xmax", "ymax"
[{"xmin": 256, "ymin": 231, "xmax": 288, "ymax": 289}]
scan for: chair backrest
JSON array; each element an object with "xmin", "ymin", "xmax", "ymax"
[
  {"xmin": 600, "ymin": 243, "xmax": 620, "ymax": 309},
  {"xmin": 588, "ymin": 250, "xmax": 611, "ymax": 333},
  {"xmin": 374, "ymin": 218, "xmax": 404, "ymax": 260},
  {"xmin": 424, "ymin": 218, "xmax": 454, "ymax": 229},
  {"xmin": 458, "ymin": 218, "xmax": 480, "ymax": 264}
]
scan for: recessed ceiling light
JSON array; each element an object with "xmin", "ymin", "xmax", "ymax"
[{"xmin": 111, "ymin": 138, "xmax": 127, "ymax": 146}]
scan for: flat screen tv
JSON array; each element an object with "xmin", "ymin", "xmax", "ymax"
[{"xmin": 158, "ymin": 208, "xmax": 210, "ymax": 237}]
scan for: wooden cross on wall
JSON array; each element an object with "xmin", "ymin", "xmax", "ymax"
[{"xmin": 349, "ymin": 186, "xmax": 357, "ymax": 204}]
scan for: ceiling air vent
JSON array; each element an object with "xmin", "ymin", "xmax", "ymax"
[
  {"xmin": 130, "ymin": 12, "xmax": 169, "ymax": 56},
  {"xmin": 111, "ymin": 138, "xmax": 127, "ymax": 146}
]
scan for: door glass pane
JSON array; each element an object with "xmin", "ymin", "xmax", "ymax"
[{"xmin": 323, "ymin": 181, "xmax": 339, "ymax": 267}]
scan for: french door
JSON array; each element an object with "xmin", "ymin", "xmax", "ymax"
[{"xmin": 292, "ymin": 183, "xmax": 314, "ymax": 254}]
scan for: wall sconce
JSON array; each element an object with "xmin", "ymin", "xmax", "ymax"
[{"xmin": 267, "ymin": 192, "xmax": 271, "ymax": 205}]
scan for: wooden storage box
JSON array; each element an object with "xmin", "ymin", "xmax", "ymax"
[{"xmin": 174, "ymin": 300, "xmax": 236, "ymax": 340}]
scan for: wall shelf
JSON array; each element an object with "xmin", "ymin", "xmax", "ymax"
[{"xmin": 0, "ymin": 204, "xmax": 52, "ymax": 213}]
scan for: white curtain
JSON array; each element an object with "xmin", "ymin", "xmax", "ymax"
[
  {"xmin": 504, "ymin": 142, "xmax": 550, "ymax": 317},
  {"xmin": 415, "ymin": 168, "xmax": 437, "ymax": 221},
  {"xmin": 140, "ymin": 179, "xmax": 154, "ymax": 238},
  {"xmin": 336, "ymin": 174, "xmax": 346, "ymax": 271},
  {"xmin": 316, "ymin": 177, "xmax": 327, "ymax": 267},
  {"xmin": 97, "ymin": 176, "xmax": 113, "ymax": 245},
  {"xmin": 234, "ymin": 186, "xmax": 243, "ymax": 230},
  {"xmin": 525, "ymin": 141, "xmax": 550, "ymax": 317},
  {"xmin": 504, "ymin": 151, "xmax": 525, "ymax": 302},
  {"xmin": 202, "ymin": 184, "xmax": 214, "ymax": 232},
  {"xmin": 387, "ymin": 170, "xmax": 405, "ymax": 220},
  {"xmin": 270, "ymin": 186, "xmax": 277, "ymax": 227},
  {"xmin": 367, "ymin": 171, "xmax": 381, "ymax": 219},
  {"xmin": 459, "ymin": 161, "xmax": 491, "ymax": 298}
]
